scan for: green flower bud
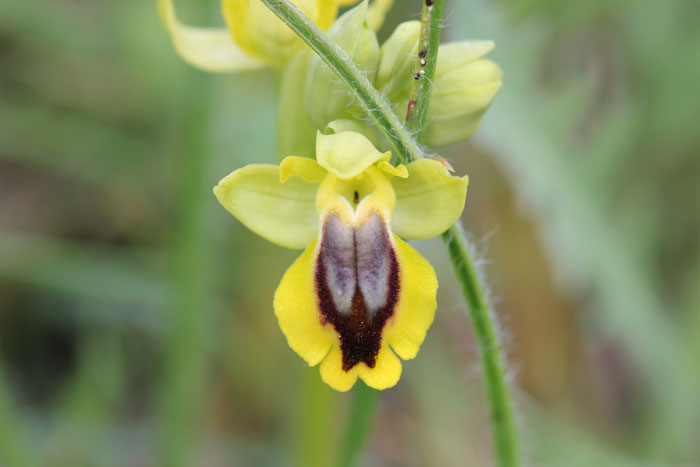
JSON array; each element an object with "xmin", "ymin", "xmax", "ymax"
[
  {"xmin": 306, "ymin": 1, "xmax": 380, "ymax": 129},
  {"xmin": 424, "ymin": 41, "xmax": 502, "ymax": 147},
  {"xmin": 277, "ymin": 51, "xmax": 317, "ymax": 160},
  {"xmin": 376, "ymin": 21, "xmax": 421, "ymax": 102}
]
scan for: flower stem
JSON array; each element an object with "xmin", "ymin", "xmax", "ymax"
[
  {"xmin": 261, "ymin": 1, "xmax": 520, "ymax": 465},
  {"xmin": 441, "ymin": 225, "xmax": 519, "ymax": 467},
  {"xmin": 259, "ymin": 0, "xmax": 422, "ymax": 164},
  {"xmin": 337, "ymin": 383, "xmax": 380, "ymax": 467}
]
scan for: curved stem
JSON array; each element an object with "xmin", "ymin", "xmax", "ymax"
[{"xmin": 442, "ymin": 225, "xmax": 519, "ymax": 467}]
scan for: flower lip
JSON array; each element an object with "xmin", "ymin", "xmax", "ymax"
[{"xmin": 315, "ymin": 201, "xmax": 400, "ymax": 371}]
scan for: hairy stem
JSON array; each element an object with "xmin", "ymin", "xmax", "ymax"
[
  {"xmin": 404, "ymin": 0, "xmax": 444, "ymax": 141},
  {"xmin": 441, "ymin": 225, "xmax": 519, "ymax": 467}
]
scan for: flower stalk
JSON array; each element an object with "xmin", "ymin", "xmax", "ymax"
[{"xmin": 259, "ymin": 0, "xmax": 520, "ymax": 465}]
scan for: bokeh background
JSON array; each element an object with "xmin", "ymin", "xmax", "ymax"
[{"xmin": 1, "ymin": 0, "xmax": 699, "ymax": 465}]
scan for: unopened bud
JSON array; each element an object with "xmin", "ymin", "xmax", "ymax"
[
  {"xmin": 306, "ymin": 1, "xmax": 380, "ymax": 128},
  {"xmin": 424, "ymin": 41, "xmax": 502, "ymax": 146},
  {"xmin": 376, "ymin": 21, "xmax": 421, "ymax": 101}
]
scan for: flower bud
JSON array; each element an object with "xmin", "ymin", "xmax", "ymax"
[
  {"xmin": 376, "ymin": 21, "xmax": 420, "ymax": 102},
  {"xmin": 306, "ymin": 1, "xmax": 380, "ymax": 128},
  {"xmin": 424, "ymin": 41, "xmax": 502, "ymax": 147}
]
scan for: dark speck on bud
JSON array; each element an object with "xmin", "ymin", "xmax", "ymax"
[
  {"xmin": 413, "ymin": 72, "xmax": 420, "ymax": 80},
  {"xmin": 419, "ymin": 48, "xmax": 428, "ymax": 59},
  {"xmin": 426, "ymin": 0, "xmax": 434, "ymax": 6},
  {"xmin": 408, "ymin": 100, "xmax": 417, "ymax": 111},
  {"xmin": 420, "ymin": 59, "xmax": 427, "ymax": 67}
]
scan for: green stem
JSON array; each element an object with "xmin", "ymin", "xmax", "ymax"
[
  {"xmin": 297, "ymin": 367, "xmax": 338, "ymax": 467},
  {"xmin": 404, "ymin": 0, "xmax": 444, "ymax": 141},
  {"xmin": 261, "ymin": 1, "xmax": 519, "ymax": 465},
  {"xmin": 337, "ymin": 383, "xmax": 380, "ymax": 467},
  {"xmin": 441, "ymin": 225, "xmax": 519, "ymax": 467},
  {"xmin": 259, "ymin": 0, "xmax": 422, "ymax": 164}
]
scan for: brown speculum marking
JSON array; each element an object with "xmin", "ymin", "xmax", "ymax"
[{"xmin": 315, "ymin": 211, "xmax": 400, "ymax": 372}]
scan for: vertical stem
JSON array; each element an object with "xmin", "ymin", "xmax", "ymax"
[
  {"xmin": 442, "ymin": 225, "xmax": 519, "ymax": 467},
  {"xmin": 337, "ymin": 383, "xmax": 380, "ymax": 467},
  {"xmin": 404, "ymin": 0, "xmax": 444, "ymax": 142},
  {"xmin": 297, "ymin": 367, "xmax": 338, "ymax": 467}
]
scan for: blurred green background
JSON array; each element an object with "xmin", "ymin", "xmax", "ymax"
[{"xmin": 1, "ymin": 0, "xmax": 699, "ymax": 465}]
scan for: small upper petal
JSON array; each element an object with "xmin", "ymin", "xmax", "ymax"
[{"xmin": 316, "ymin": 131, "xmax": 392, "ymax": 180}]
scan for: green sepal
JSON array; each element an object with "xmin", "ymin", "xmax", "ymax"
[
  {"xmin": 390, "ymin": 159, "xmax": 469, "ymax": 239},
  {"xmin": 213, "ymin": 164, "xmax": 318, "ymax": 249}
]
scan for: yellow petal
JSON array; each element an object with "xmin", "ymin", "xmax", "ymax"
[
  {"xmin": 320, "ymin": 345, "xmax": 360, "ymax": 392},
  {"xmin": 280, "ymin": 156, "xmax": 327, "ymax": 183},
  {"xmin": 390, "ymin": 159, "xmax": 469, "ymax": 239},
  {"xmin": 316, "ymin": 131, "xmax": 391, "ymax": 179},
  {"xmin": 222, "ymin": 0, "xmax": 338, "ymax": 67},
  {"xmin": 357, "ymin": 344, "xmax": 402, "ymax": 389},
  {"xmin": 274, "ymin": 238, "xmax": 337, "ymax": 366},
  {"xmin": 384, "ymin": 235, "xmax": 438, "ymax": 360},
  {"xmin": 158, "ymin": 0, "xmax": 265, "ymax": 73},
  {"xmin": 213, "ymin": 164, "xmax": 318, "ymax": 249}
]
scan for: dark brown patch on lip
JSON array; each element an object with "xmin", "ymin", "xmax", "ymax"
[{"xmin": 315, "ymin": 219, "xmax": 400, "ymax": 372}]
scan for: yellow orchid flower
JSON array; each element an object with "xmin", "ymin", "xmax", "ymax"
[
  {"xmin": 158, "ymin": 0, "xmax": 394, "ymax": 72},
  {"xmin": 213, "ymin": 130, "xmax": 469, "ymax": 391}
]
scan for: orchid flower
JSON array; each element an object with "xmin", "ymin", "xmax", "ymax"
[{"xmin": 214, "ymin": 130, "xmax": 468, "ymax": 391}]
